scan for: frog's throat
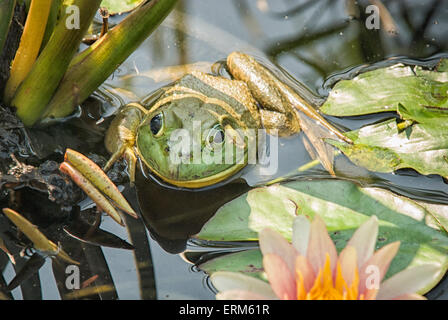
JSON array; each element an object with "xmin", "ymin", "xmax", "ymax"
[{"xmin": 136, "ymin": 147, "xmax": 248, "ymax": 189}]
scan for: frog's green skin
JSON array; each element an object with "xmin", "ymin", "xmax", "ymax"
[{"xmin": 104, "ymin": 52, "xmax": 349, "ymax": 189}]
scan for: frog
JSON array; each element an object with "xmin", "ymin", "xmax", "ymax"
[{"xmin": 101, "ymin": 52, "xmax": 351, "ymax": 189}]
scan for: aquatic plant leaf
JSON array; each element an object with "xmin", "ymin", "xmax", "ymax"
[
  {"xmin": 397, "ymin": 103, "xmax": 448, "ymax": 125},
  {"xmin": 64, "ymin": 148, "xmax": 137, "ymax": 218},
  {"xmin": 63, "ymin": 220, "xmax": 134, "ymax": 250},
  {"xmin": 6, "ymin": 253, "xmax": 45, "ymax": 292},
  {"xmin": 196, "ymin": 179, "xmax": 448, "ymax": 293},
  {"xmin": 416, "ymin": 201, "xmax": 448, "ymax": 234},
  {"xmin": 338, "ymin": 119, "xmax": 448, "ymax": 177},
  {"xmin": 199, "ymin": 249, "xmax": 266, "ymax": 281},
  {"xmin": 320, "ymin": 60, "xmax": 448, "ymax": 117},
  {"xmin": 64, "ymin": 284, "xmax": 116, "ymax": 299},
  {"xmin": 59, "ymin": 162, "xmax": 124, "ymax": 226},
  {"xmin": 414, "ymin": 60, "xmax": 448, "ymax": 82},
  {"xmin": 326, "ymin": 139, "xmax": 402, "ymax": 173},
  {"xmin": 2, "ymin": 208, "xmax": 79, "ymax": 265},
  {"xmin": 100, "ymin": 0, "xmax": 145, "ymax": 15}
]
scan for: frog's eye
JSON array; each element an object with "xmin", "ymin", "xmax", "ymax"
[
  {"xmin": 206, "ymin": 124, "xmax": 225, "ymax": 148},
  {"xmin": 149, "ymin": 113, "xmax": 164, "ymax": 136}
]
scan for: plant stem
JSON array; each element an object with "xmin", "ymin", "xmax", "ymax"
[
  {"xmin": 266, "ymin": 150, "xmax": 341, "ymax": 186},
  {"xmin": 4, "ymin": 0, "xmax": 52, "ymax": 103},
  {"xmin": 11, "ymin": 0, "xmax": 101, "ymax": 127},
  {"xmin": 0, "ymin": 0, "xmax": 16, "ymax": 55},
  {"xmin": 41, "ymin": 0, "xmax": 63, "ymax": 50},
  {"xmin": 42, "ymin": 0, "xmax": 178, "ymax": 121}
]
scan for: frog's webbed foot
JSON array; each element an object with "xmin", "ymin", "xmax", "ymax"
[
  {"xmin": 103, "ymin": 145, "xmax": 137, "ymax": 184},
  {"xmin": 103, "ymin": 104, "xmax": 144, "ymax": 184},
  {"xmin": 59, "ymin": 149, "xmax": 138, "ymax": 227}
]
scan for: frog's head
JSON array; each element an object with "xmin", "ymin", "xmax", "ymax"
[{"xmin": 136, "ymin": 73, "xmax": 259, "ymax": 189}]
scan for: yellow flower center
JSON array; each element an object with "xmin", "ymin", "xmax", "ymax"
[{"xmin": 296, "ymin": 254, "xmax": 364, "ymax": 300}]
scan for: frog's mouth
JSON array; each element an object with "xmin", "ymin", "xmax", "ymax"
[{"xmin": 146, "ymin": 160, "xmax": 248, "ymax": 189}]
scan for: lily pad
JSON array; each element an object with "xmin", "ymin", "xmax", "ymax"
[
  {"xmin": 100, "ymin": 0, "xmax": 145, "ymax": 15},
  {"xmin": 196, "ymin": 179, "xmax": 448, "ymax": 293},
  {"xmin": 200, "ymin": 249, "xmax": 266, "ymax": 282},
  {"xmin": 329, "ymin": 118, "xmax": 448, "ymax": 178},
  {"xmin": 414, "ymin": 60, "xmax": 448, "ymax": 82},
  {"xmin": 320, "ymin": 60, "xmax": 448, "ymax": 117},
  {"xmin": 397, "ymin": 103, "xmax": 448, "ymax": 125}
]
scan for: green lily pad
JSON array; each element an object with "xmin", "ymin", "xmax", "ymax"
[
  {"xmin": 100, "ymin": 0, "xmax": 145, "ymax": 15},
  {"xmin": 397, "ymin": 103, "xmax": 448, "ymax": 125},
  {"xmin": 200, "ymin": 249, "xmax": 266, "ymax": 282},
  {"xmin": 196, "ymin": 179, "xmax": 448, "ymax": 293},
  {"xmin": 326, "ymin": 138, "xmax": 403, "ymax": 173},
  {"xmin": 414, "ymin": 60, "xmax": 448, "ymax": 82},
  {"xmin": 331, "ymin": 118, "xmax": 448, "ymax": 178},
  {"xmin": 320, "ymin": 60, "xmax": 448, "ymax": 117}
]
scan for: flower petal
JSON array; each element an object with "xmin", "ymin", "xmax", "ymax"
[
  {"xmin": 259, "ymin": 228, "xmax": 297, "ymax": 275},
  {"xmin": 338, "ymin": 245, "xmax": 358, "ymax": 287},
  {"xmin": 263, "ymin": 253, "xmax": 296, "ymax": 300},
  {"xmin": 216, "ymin": 290, "xmax": 271, "ymax": 300},
  {"xmin": 346, "ymin": 216, "xmax": 378, "ymax": 268},
  {"xmin": 306, "ymin": 215, "xmax": 338, "ymax": 274},
  {"xmin": 392, "ymin": 293, "xmax": 427, "ymax": 300},
  {"xmin": 295, "ymin": 255, "xmax": 315, "ymax": 293},
  {"xmin": 376, "ymin": 264, "xmax": 441, "ymax": 300},
  {"xmin": 210, "ymin": 271, "xmax": 277, "ymax": 299},
  {"xmin": 359, "ymin": 241, "xmax": 400, "ymax": 297},
  {"xmin": 292, "ymin": 215, "xmax": 310, "ymax": 256}
]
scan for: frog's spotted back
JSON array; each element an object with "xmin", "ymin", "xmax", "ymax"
[
  {"xmin": 147, "ymin": 71, "xmax": 261, "ymax": 130},
  {"xmin": 188, "ymin": 71, "xmax": 260, "ymax": 119}
]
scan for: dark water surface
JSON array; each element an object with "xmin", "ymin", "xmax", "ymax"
[{"xmin": 2, "ymin": 0, "xmax": 448, "ymax": 299}]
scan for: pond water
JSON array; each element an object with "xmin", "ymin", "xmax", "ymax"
[{"xmin": 2, "ymin": 0, "xmax": 448, "ymax": 300}]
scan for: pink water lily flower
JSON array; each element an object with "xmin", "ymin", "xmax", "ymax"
[{"xmin": 211, "ymin": 215, "xmax": 440, "ymax": 300}]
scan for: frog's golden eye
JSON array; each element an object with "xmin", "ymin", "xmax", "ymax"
[{"xmin": 150, "ymin": 113, "xmax": 164, "ymax": 137}]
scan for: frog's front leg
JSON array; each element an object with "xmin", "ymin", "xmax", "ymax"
[{"xmin": 104, "ymin": 103, "xmax": 146, "ymax": 183}]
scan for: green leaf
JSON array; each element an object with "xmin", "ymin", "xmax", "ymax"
[
  {"xmin": 199, "ymin": 250, "xmax": 266, "ymax": 282},
  {"xmin": 320, "ymin": 61, "xmax": 448, "ymax": 117},
  {"xmin": 414, "ymin": 60, "xmax": 448, "ymax": 82},
  {"xmin": 337, "ymin": 118, "xmax": 448, "ymax": 178},
  {"xmin": 196, "ymin": 179, "xmax": 448, "ymax": 293},
  {"xmin": 42, "ymin": 0, "xmax": 178, "ymax": 122},
  {"xmin": 326, "ymin": 138, "xmax": 403, "ymax": 173},
  {"xmin": 0, "ymin": 0, "xmax": 16, "ymax": 54},
  {"xmin": 100, "ymin": 0, "xmax": 145, "ymax": 15},
  {"xmin": 397, "ymin": 103, "xmax": 448, "ymax": 125}
]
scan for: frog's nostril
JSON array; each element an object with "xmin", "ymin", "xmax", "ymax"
[{"xmin": 150, "ymin": 113, "xmax": 164, "ymax": 136}]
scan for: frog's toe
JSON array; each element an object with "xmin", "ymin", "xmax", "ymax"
[
  {"xmin": 103, "ymin": 145, "xmax": 137, "ymax": 185},
  {"xmin": 103, "ymin": 145, "xmax": 126, "ymax": 172},
  {"xmin": 124, "ymin": 147, "xmax": 137, "ymax": 185}
]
